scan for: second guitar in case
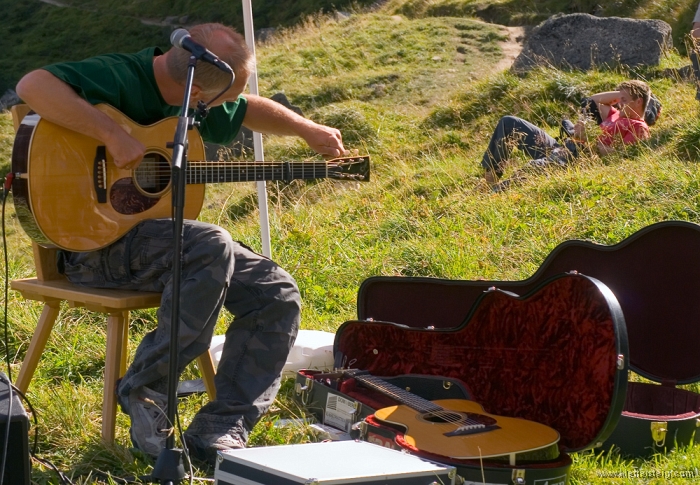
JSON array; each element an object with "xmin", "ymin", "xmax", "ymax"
[
  {"xmin": 297, "ymin": 272, "xmax": 629, "ymax": 485},
  {"xmin": 356, "ymin": 220, "xmax": 700, "ymax": 458}
]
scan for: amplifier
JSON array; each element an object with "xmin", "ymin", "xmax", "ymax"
[{"xmin": 0, "ymin": 373, "xmax": 30, "ymax": 485}]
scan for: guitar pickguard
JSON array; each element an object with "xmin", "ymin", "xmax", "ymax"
[{"xmin": 110, "ymin": 178, "xmax": 159, "ymax": 215}]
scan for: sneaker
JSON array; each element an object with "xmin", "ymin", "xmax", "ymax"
[
  {"xmin": 126, "ymin": 387, "xmax": 170, "ymax": 459},
  {"xmin": 184, "ymin": 431, "xmax": 246, "ymax": 466}
]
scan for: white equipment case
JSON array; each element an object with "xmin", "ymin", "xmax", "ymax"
[{"xmin": 214, "ymin": 440, "xmax": 456, "ymax": 485}]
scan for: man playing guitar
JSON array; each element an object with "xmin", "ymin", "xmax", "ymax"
[{"xmin": 16, "ymin": 22, "xmax": 346, "ymax": 464}]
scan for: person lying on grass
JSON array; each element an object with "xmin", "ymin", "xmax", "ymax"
[{"xmin": 480, "ymin": 80, "xmax": 653, "ymax": 191}]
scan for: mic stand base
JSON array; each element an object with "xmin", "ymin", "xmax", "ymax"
[{"xmin": 151, "ymin": 448, "xmax": 186, "ymax": 485}]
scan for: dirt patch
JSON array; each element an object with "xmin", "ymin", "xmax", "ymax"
[{"xmin": 494, "ymin": 26, "xmax": 525, "ymax": 72}]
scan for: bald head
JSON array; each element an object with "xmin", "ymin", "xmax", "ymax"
[{"xmin": 166, "ymin": 23, "xmax": 254, "ymax": 95}]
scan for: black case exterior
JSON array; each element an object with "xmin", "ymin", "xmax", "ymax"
[
  {"xmin": 358, "ymin": 220, "xmax": 700, "ymax": 457},
  {"xmin": 335, "ymin": 272, "xmax": 629, "ymax": 485},
  {"xmin": 0, "ymin": 373, "xmax": 30, "ymax": 485}
]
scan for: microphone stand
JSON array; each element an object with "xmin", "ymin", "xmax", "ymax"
[{"xmin": 150, "ymin": 54, "xmax": 199, "ymax": 485}]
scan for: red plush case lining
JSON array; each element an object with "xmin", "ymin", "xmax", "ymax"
[{"xmin": 336, "ymin": 274, "xmax": 623, "ymax": 451}]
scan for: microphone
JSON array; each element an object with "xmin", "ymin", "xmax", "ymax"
[{"xmin": 170, "ymin": 28, "xmax": 233, "ymax": 73}]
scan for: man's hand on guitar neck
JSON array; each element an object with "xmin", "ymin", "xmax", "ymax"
[
  {"xmin": 242, "ymin": 94, "xmax": 348, "ymax": 158},
  {"xmin": 16, "ymin": 69, "xmax": 146, "ymax": 170},
  {"xmin": 296, "ymin": 121, "xmax": 347, "ymax": 158}
]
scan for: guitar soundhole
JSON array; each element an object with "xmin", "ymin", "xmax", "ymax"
[
  {"xmin": 134, "ymin": 153, "xmax": 171, "ymax": 195},
  {"xmin": 420, "ymin": 411, "xmax": 498, "ymax": 427},
  {"xmin": 462, "ymin": 412, "xmax": 497, "ymax": 427},
  {"xmin": 422, "ymin": 412, "xmax": 464, "ymax": 424}
]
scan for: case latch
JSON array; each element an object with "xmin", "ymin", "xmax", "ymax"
[
  {"xmin": 295, "ymin": 377, "xmax": 313, "ymax": 405},
  {"xmin": 512, "ymin": 469, "xmax": 526, "ymax": 484},
  {"xmin": 651, "ymin": 421, "xmax": 668, "ymax": 447}
]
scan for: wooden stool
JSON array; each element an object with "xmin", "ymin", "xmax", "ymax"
[{"xmin": 10, "ymin": 104, "xmax": 217, "ymax": 442}]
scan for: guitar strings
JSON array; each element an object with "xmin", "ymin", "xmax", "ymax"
[
  {"xmin": 130, "ymin": 161, "xmax": 361, "ymax": 183},
  {"xmin": 357, "ymin": 375, "xmax": 485, "ymax": 428}
]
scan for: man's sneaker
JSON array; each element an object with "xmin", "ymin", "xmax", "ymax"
[
  {"xmin": 126, "ymin": 387, "xmax": 169, "ymax": 459},
  {"xmin": 184, "ymin": 431, "xmax": 246, "ymax": 466}
]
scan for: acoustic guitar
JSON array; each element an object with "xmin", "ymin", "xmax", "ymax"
[
  {"xmin": 347, "ymin": 371, "xmax": 560, "ymax": 465},
  {"xmin": 11, "ymin": 104, "xmax": 370, "ymax": 252}
]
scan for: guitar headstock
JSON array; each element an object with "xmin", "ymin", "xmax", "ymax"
[{"xmin": 327, "ymin": 155, "xmax": 370, "ymax": 182}]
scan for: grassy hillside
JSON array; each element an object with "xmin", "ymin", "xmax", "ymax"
[
  {"xmin": 4, "ymin": 1, "xmax": 700, "ymax": 484},
  {"xmin": 0, "ymin": 0, "xmax": 378, "ymax": 94},
  {"xmin": 2, "ymin": 0, "xmax": 700, "ymax": 94}
]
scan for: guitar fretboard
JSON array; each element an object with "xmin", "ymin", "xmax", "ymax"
[
  {"xmin": 352, "ymin": 374, "xmax": 443, "ymax": 414},
  {"xmin": 185, "ymin": 161, "xmax": 330, "ymax": 184}
]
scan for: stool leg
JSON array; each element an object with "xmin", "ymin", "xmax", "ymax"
[
  {"xmin": 196, "ymin": 351, "xmax": 217, "ymax": 401},
  {"xmin": 102, "ymin": 311, "xmax": 128, "ymax": 443},
  {"xmin": 16, "ymin": 301, "xmax": 60, "ymax": 393},
  {"xmin": 119, "ymin": 313, "xmax": 129, "ymax": 376}
]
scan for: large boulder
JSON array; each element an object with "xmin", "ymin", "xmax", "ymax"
[{"xmin": 513, "ymin": 13, "xmax": 672, "ymax": 72}]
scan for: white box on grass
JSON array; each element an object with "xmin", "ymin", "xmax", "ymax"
[{"xmin": 214, "ymin": 440, "xmax": 456, "ymax": 485}]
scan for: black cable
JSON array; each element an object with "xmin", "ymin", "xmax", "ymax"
[
  {"xmin": 2, "ymin": 176, "xmax": 13, "ymax": 383},
  {"xmin": 31, "ymin": 454, "xmax": 74, "ymax": 485},
  {"xmin": 0, "ymin": 178, "xmax": 12, "ymax": 485},
  {"xmin": 175, "ymin": 408, "xmax": 194, "ymax": 485},
  {"xmin": 196, "ymin": 69, "xmax": 235, "ymax": 119},
  {"xmin": 8, "ymin": 383, "xmax": 38, "ymax": 455},
  {"xmin": 6, "ymin": 362, "xmax": 73, "ymax": 485}
]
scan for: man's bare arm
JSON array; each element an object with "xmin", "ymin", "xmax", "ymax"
[
  {"xmin": 15, "ymin": 70, "xmax": 145, "ymax": 169},
  {"xmin": 242, "ymin": 94, "xmax": 346, "ymax": 157}
]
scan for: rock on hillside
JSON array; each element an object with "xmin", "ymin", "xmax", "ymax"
[{"xmin": 513, "ymin": 13, "xmax": 672, "ymax": 71}]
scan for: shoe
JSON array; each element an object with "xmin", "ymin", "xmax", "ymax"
[
  {"xmin": 560, "ymin": 119, "xmax": 575, "ymax": 137},
  {"xmin": 126, "ymin": 387, "xmax": 170, "ymax": 459},
  {"xmin": 184, "ymin": 431, "xmax": 246, "ymax": 466},
  {"xmin": 491, "ymin": 179, "xmax": 511, "ymax": 193},
  {"xmin": 483, "ymin": 170, "xmax": 500, "ymax": 185}
]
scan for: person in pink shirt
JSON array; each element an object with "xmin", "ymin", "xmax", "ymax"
[
  {"xmin": 572, "ymin": 80, "xmax": 651, "ymax": 156},
  {"xmin": 689, "ymin": 3, "xmax": 700, "ymax": 100},
  {"xmin": 482, "ymin": 80, "xmax": 652, "ymax": 191}
]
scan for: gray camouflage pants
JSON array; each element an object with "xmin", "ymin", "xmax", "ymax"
[{"xmin": 59, "ymin": 219, "xmax": 301, "ymax": 441}]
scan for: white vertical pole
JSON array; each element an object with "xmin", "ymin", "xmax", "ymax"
[{"xmin": 241, "ymin": 0, "xmax": 272, "ymax": 258}]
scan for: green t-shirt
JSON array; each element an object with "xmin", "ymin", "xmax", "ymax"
[{"xmin": 42, "ymin": 47, "xmax": 247, "ymax": 145}]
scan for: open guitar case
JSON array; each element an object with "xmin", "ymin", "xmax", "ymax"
[{"xmin": 294, "ymin": 220, "xmax": 700, "ymax": 484}]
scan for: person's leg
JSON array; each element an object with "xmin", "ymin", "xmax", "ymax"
[
  {"xmin": 62, "ymin": 219, "xmax": 235, "ymax": 457},
  {"xmin": 492, "ymin": 139, "xmax": 579, "ymax": 193},
  {"xmin": 184, "ymin": 243, "xmax": 301, "ymax": 464},
  {"xmin": 481, "ymin": 115, "xmax": 559, "ymax": 180},
  {"xmin": 690, "ymin": 4, "xmax": 700, "ymax": 100}
]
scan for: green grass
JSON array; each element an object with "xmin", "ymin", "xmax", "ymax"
[
  {"xmin": 2, "ymin": 0, "xmax": 700, "ymax": 94},
  {"xmin": 4, "ymin": 1, "xmax": 700, "ymax": 484}
]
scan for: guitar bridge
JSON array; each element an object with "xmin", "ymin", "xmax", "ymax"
[
  {"xmin": 444, "ymin": 424, "xmax": 500, "ymax": 437},
  {"xmin": 93, "ymin": 146, "xmax": 107, "ymax": 203}
]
